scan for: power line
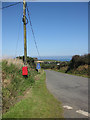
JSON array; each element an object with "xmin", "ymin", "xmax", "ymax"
[
  {"xmin": 0, "ymin": 2, "xmax": 22, "ymax": 9},
  {"xmin": 26, "ymin": 5, "xmax": 41, "ymax": 59},
  {"xmin": 15, "ymin": 14, "xmax": 22, "ymax": 58}
]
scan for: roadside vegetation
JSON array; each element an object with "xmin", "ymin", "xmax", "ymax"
[
  {"xmin": 41, "ymin": 54, "xmax": 89, "ymax": 77},
  {"xmin": 2, "ymin": 58, "xmax": 36, "ymax": 114},
  {"xmin": 3, "ymin": 70, "xmax": 63, "ymax": 118},
  {"xmin": 2, "ymin": 57, "xmax": 63, "ymax": 118}
]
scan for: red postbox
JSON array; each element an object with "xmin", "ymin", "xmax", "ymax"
[{"xmin": 22, "ymin": 66, "xmax": 28, "ymax": 76}]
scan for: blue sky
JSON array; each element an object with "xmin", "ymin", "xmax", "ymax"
[{"xmin": 2, "ymin": 2, "xmax": 88, "ymax": 57}]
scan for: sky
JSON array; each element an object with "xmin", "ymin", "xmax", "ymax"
[
  {"xmin": 2, "ymin": 2, "xmax": 88, "ymax": 58},
  {"xmin": 0, "ymin": 2, "xmax": 2, "ymax": 59}
]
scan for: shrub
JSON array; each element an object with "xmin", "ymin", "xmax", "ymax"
[
  {"xmin": 56, "ymin": 62, "xmax": 69, "ymax": 70},
  {"xmin": 41, "ymin": 63, "xmax": 56, "ymax": 69},
  {"xmin": 69, "ymin": 55, "xmax": 81, "ymax": 69},
  {"xmin": 69, "ymin": 54, "xmax": 89, "ymax": 70}
]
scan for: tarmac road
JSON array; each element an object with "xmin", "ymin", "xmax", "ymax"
[{"xmin": 45, "ymin": 70, "xmax": 89, "ymax": 118}]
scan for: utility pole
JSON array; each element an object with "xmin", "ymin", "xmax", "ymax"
[{"xmin": 23, "ymin": 0, "xmax": 27, "ymax": 65}]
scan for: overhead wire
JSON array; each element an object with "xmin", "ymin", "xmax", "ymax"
[
  {"xmin": 0, "ymin": 2, "xmax": 22, "ymax": 9},
  {"xmin": 26, "ymin": 5, "xmax": 41, "ymax": 60},
  {"xmin": 15, "ymin": 16, "xmax": 22, "ymax": 58},
  {"xmin": 1, "ymin": 2, "xmax": 23, "ymax": 58}
]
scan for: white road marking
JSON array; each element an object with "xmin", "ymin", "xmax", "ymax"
[
  {"xmin": 76, "ymin": 110, "xmax": 90, "ymax": 117},
  {"xmin": 63, "ymin": 105, "xmax": 73, "ymax": 110}
]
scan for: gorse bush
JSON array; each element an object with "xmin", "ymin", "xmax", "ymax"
[
  {"xmin": 69, "ymin": 55, "xmax": 82, "ymax": 69},
  {"xmin": 69, "ymin": 54, "xmax": 89, "ymax": 70}
]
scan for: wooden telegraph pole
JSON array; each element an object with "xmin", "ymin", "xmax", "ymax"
[
  {"xmin": 23, "ymin": 0, "xmax": 27, "ymax": 65},
  {"xmin": 22, "ymin": 0, "xmax": 28, "ymax": 77}
]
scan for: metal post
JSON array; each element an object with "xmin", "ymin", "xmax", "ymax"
[{"xmin": 23, "ymin": 0, "xmax": 27, "ymax": 65}]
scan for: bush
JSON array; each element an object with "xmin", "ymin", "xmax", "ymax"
[
  {"xmin": 69, "ymin": 55, "xmax": 81, "ymax": 69},
  {"xmin": 41, "ymin": 63, "xmax": 56, "ymax": 69},
  {"xmin": 27, "ymin": 57, "xmax": 36, "ymax": 69},
  {"xmin": 56, "ymin": 62, "xmax": 69, "ymax": 70},
  {"xmin": 69, "ymin": 54, "xmax": 89, "ymax": 70}
]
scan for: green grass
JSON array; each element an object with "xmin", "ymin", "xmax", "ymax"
[
  {"xmin": 53, "ymin": 69, "xmax": 89, "ymax": 78},
  {"xmin": 3, "ymin": 70, "xmax": 63, "ymax": 118}
]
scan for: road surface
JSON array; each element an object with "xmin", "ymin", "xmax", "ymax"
[{"xmin": 45, "ymin": 70, "xmax": 89, "ymax": 118}]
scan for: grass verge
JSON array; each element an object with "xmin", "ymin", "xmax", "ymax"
[
  {"xmin": 3, "ymin": 70, "xmax": 63, "ymax": 118},
  {"xmin": 53, "ymin": 69, "xmax": 89, "ymax": 78}
]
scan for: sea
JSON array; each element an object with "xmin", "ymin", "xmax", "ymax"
[{"xmin": 36, "ymin": 56, "xmax": 72, "ymax": 62}]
